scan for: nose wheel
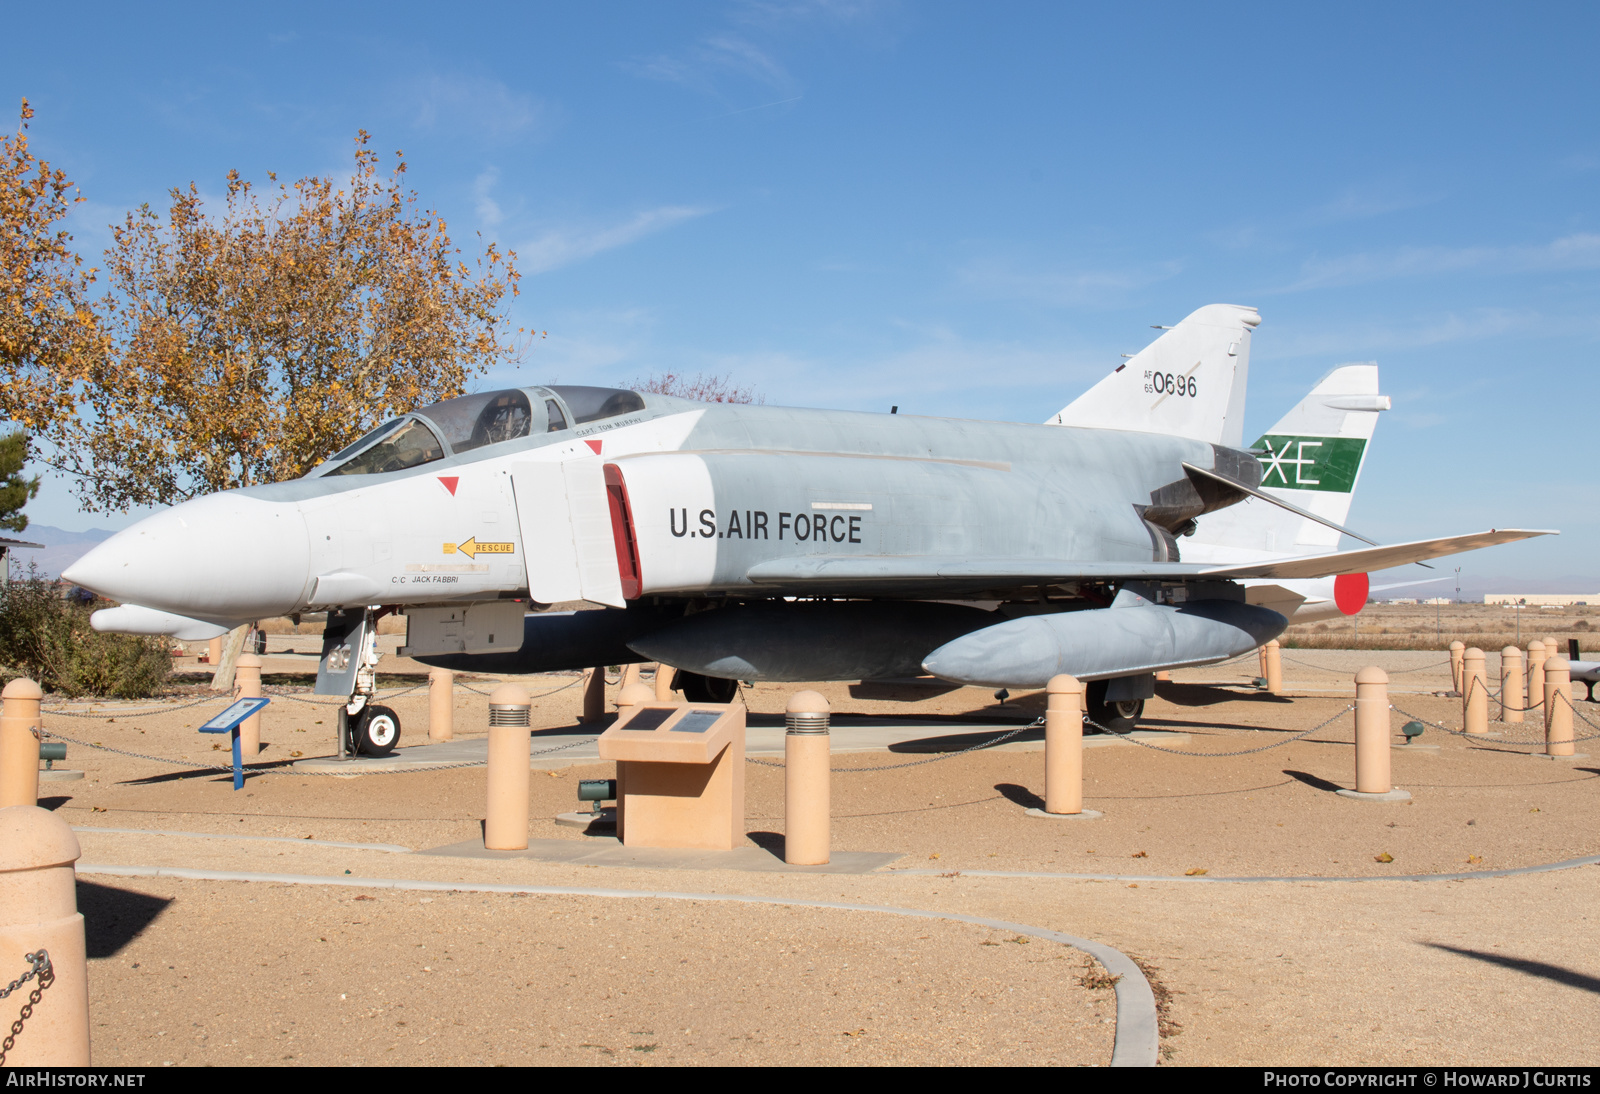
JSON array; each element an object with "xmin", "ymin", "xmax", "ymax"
[{"xmin": 354, "ymin": 705, "xmax": 401, "ymax": 756}]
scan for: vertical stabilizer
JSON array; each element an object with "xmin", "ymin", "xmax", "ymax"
[
  {"xmin": 1049, "ymin": 303, "xmax": 1261, "ymax": 446},
  {"xmin": 1189, "ymin": 363, "xmax": 1389, "ymax": 557}
]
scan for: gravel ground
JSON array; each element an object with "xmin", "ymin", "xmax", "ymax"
[{"xmin": 25, "ymin": 647, "xmax": 1600, "ymax": 1066}]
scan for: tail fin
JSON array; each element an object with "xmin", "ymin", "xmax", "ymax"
[
  {"xmin": 1190, "ymin": 363, "xmax": 1389, "ymax": 556},
  {"xmin": 1049, "ymin": 303, "xmax": 1260, "ymax": 446}
]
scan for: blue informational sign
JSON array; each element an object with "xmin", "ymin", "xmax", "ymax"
[
  {"xmin": 197, "ymin": 697, "xmax": 271, "ymax": 789},
  {"xmin": 199, "ymin": 697, "xmax": 271, "ymax": 733}
]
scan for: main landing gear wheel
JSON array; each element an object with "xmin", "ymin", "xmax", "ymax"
[
  {"xmin": 1085, "ymin": 681, "xmax": 1143, "ymax": 733},
  {"xmin": 678, "ymin": 672, "xmax": 739, "ymax": 704},
  {"xmin": 355, "ymin": 705, "xmax": 401, "ymax": 756}
]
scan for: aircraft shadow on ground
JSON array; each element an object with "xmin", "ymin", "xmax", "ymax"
[
  {"xmin": 1424, "ymin": 943, "xmax": 1600, "ymax": 995},
  {"xmin": 1283, "ymin": 769, "xmax": 1345, "ymax": 793},
  {"xmin": 77, "ymin": 879, "xmax": 173, "ymax": 959},
  {"xmin": 1156, "ymin": 682, "xmax": 1291, "ymax": 708}
]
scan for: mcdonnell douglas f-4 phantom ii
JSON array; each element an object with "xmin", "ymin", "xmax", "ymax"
[{"xmin": 66, "ymin": 304, "xmax": 1551, "ymax": 753}]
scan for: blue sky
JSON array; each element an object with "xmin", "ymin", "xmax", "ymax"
[{"xmin": 6, "ymin": 2, "xmax": 1597, "ymax": 585}]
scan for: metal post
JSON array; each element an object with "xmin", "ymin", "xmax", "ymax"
[
  {"xmin": 784, "ymin": 690, "xmax": 830, "ymax": 866},
  {"xmin": 485, "ymin": 684, "xmax": 532, "ymax": 851}
]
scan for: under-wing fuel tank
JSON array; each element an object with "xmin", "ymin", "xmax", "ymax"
[{"xmin": 922, "ymin": 587, "xmax": 1288, "ymax": 689}]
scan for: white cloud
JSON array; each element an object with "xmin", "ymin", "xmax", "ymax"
[
  {"xmin": 1279, "ymin": 232, "xmax": 1600, "ymax": 292},
  {"xmin": 472, "ymin": 169, "xmax": 503, "ymax": 228},
  {"xmin": 519, "ymin": 206, "xmax": 714, "ymax": 274},
  {"xmin": 626, "ymin": 34, "xmax": 799, "ymax": 99},
  {"xmin": 412, "ymin": 75, "xmax": 548, "ymax": 142}
]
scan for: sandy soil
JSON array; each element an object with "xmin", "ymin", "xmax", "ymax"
[{"xmin": 22, "ymin": 645, "xmax": 1600, "ymax": 1067}]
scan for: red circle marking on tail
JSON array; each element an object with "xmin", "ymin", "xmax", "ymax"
[{"xmin": 1334, "ymin": 572, "xmax": 1370, "ymax": 615}]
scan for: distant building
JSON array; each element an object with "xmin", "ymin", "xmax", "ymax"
[
  {"xmin": 1484, "ymin": 594, "xmax": 1599, "ymax": 606},
  {"xmin": 0, "ymin": 535, "xmax": 45, "ymax": 582}
]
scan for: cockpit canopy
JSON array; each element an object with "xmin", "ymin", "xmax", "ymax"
[{"xmin": 315, "ymin": 385, "xmax": 646, "ymax": 477}]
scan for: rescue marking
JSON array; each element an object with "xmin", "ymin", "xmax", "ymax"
[{"xmin": 444, "ymin": 538, "xmax": 516, "ymax": 559}]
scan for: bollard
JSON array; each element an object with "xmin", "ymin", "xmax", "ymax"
[
  {"xmin": 0, "ymin": 679, "xmax": 43, "ymax": 809},
  {"xmin": 619, "ymin": 663, "xmax": 642, "ymax": 692},
  {"xmin": 1500, "ymin": 646, "xmax": 1525, "ymax": 724},
  {"xmin": 1462, "ymin": 648, "xmax": 1488, "ymax": 735},
  {"xmin": 784, "ymin": 690, "xmax": 830, "ymax": 866},
  {"xmin": 653, "ymin": 663, "xmax": 676, "ymax": 702},
  {"xmin": 207, "ymin": 635, "xmax": 223, "ymax": 666},
  {"xmin": 1449, "ymin": 641, "xmax": 1465, "ymax": 695},
  {"xmin": 1263, "ymin": 639, "xmax": 1283, "ymax": 696},
  {"xmin": 235, "ymin": 653, "xmax": 263, "ymax": 759},
  {"xmin": 1544, "ymin": 637, "xmax": 1560, "ymax": 672},
  {"xmin": 1544, "ymin": 657, "xmax": 1574, "ymax": 758},
  {"xmin": 579, "ymin": 667, "xmax": 605, "ymax": 724},
  {"xmin": 1354, "ymin": 667, "xmax": 1392, "ymax": 793},
  {"xmin": 615, "ymin": 681, "xmax": 656, "ymax": 710},
  {"xmin": 484, "ymin": 684, "xmax": 532, "ymax": 851},
  {"xmin": 428, "ymin": 667, "xmax": 454, "ymax": 742},
  {"xmin": 1527, "ymin": 640, "xmax": 1547, "ymax": 718},
  {"xmin": 1044, "ymin": 674, "xmax": 1085, "ymax": 815},
  {"xmin": 0, "ymin": 805, "xmax": 90, "ymax": 1065}
]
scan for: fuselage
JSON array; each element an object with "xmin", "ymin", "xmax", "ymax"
[{"xmin": 64, "ymin": 385, "xmax": 1251, "ymax": 625}]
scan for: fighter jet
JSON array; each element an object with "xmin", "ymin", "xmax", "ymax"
[{"xmin": 66, "ymin": 304, "xmax": 1551, "ymax": 753}]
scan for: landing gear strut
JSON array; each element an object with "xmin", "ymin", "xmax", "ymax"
[{"xmin": 326, "ymin": 607, "xmax": 403, "ymax": 758}]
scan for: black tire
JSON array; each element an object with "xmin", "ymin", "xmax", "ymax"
[
  {"xmin": 355, "ymin": 705, "xmax": 401, "ymax": 756},
  {"xmin": 1084, "ymin": 680, "xmax": 1143, "ymax": 732},
  {"xmin": 678, "ymin": 672, "xmax": 739, "ymax": 704}
]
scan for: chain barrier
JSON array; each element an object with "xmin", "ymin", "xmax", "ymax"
[
  {"xmin": 1391, "ymin": 696, "xmax": 1600, "ymax": 746},
  {"xmin": 1280, "ymin": 654, "xmax": 1455, "ymax": 676},
  {"xmin": 746, "ymin": 718, "xmax": 1043, "ymax": 772},
  {"xmin": 1081, "ymin": 705, "xmax": 1354, "ymax": 757},
  {"xmin": 39, "ymin": 694, "xmax": 222, "ymax": 719},
  {"xmin": 0, "ymin": 950, "xmax": 53, "ymax": 1067}
]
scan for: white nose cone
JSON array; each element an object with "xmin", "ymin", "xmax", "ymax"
[{"xmin": 63, "ymin": 492, "xmax": 312, "ymax": 623}]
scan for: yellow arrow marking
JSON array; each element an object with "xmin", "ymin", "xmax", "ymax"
[{"xmin": 448, "ymin": 537, "xmax": 514, "ymax": 559}]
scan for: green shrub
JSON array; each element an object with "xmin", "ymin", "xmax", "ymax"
[{"xmin": 0, "ymin": 569, "xmax": 171, "ymax": 698}]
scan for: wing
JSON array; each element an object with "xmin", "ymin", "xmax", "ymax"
[
  {"xmin": 1198, "ymin": 529, "xmax": 1555, "ymax": 580},
  {"xmin": 744, "ymin": 529, "xmax": 1555, "ymax": 595}
]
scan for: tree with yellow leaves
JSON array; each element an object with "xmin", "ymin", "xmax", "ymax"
[
  {"xmin": 48, "ymin": 131, "xmax": 522, "ymax": 511},
  {"xmin": 0, "ymin": 100, "xmax": 98, "ymax": 432}
]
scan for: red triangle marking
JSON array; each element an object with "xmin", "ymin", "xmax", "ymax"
[
  {"xmin": 585, "ymin": 439, "xmax": 603, "ymax": 455},
  {"xmin": 438, "ymin": 476, "xmax": 459, "ymax": 496}
]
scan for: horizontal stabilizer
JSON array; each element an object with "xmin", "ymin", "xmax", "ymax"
[{"xmin": 1197, "ymin": 529, "xmax": 1556, "ymax": 581}]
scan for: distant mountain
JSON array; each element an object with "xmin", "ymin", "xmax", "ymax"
[{"xmin": 4, "ymin": 526, "xmax": 116, "ymax": 581}]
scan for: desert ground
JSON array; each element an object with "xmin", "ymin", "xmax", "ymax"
[{"xmin": 16, "ymin": 604, "xmax": 1600, "ymax": 1067}]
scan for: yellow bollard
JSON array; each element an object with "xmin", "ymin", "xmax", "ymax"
[
  {"xmin": 484, "ymin": 684, "xmax": 532, "ymax": 851},
  {"xmin": 615, "ymin": 681, "xmax": 656, "ymax": 710},
  {"xmin": 0, "ymin": 679, "xmax": 44, "ymax": 809},
  {"xmin": 1544, "ymin": 657, "xmax": 1575, "ymax": 758},
  {"xmin": 653, "ymin": 663, "xmax": 676, "ymax": 702},
  {"xmin": 784, "ymin": 690, "xmax": 830, "ymax": 866},
  {"xmin": 1500, "ymin": 646, "xmax": 1524, "ymax": 724},
  {"xmin": 0, "ymin": 805, "xmax": 90, "ymax": 1065},
  {"xmin": 428, "ymin": 667, "xmax": 454, "ymax": 742},
  {"xmin": 1354, "ymin": 667, "xmax": 1392, "ymax": 794},
  {"xmin": 579, "ymin": 667, "xmax": 605, "ymax": 724},
  {"xmin": 1264, "ymin": 639, "xmax": 1283, "ymax": 696},
  {"xmin": 1527, "ymin": 640, "xmax": 1547, "ymax": 719},
  {"xmin": 1044, "ymin": 674, "xmax": 1084, "ymax": 814},
  {"xmin": 1449, "ymin": 641, "xmax": 1465, "ymax": 695},
  {"xmin": 1462, "ymin": 648, "xmax": 1488, "ymax": 735},
  {"xmin": 235, "ymin": 653, "xmax": 263, "ymax": 759}
]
